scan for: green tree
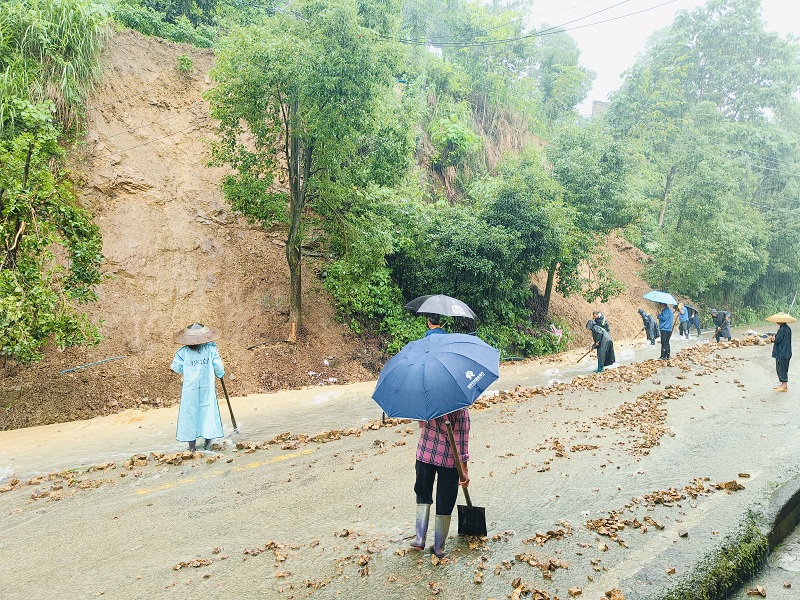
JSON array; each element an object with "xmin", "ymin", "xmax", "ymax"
[
  {"xmin": 606, "ymin": 0, "xmax": 800, "ymax": 309},
  {"xmin": 543, "ymin": 122, "xmax": 636, "ymax": 313},
  {"xmin": 0, "ymin": 0, "xmax": 107, "ymax": 364},
  {"xmin": 207, "ymin": 0, "xmax": 399, "ymax": 340},
  {"xmin": 1, "ymin": 102, "xmax": 103, "ymax": 363}
]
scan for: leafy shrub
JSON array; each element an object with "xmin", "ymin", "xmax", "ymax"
[
  {"xmin": 428, "ymin": 112, "xmax": 481, "ymax": 169},
  {"xmin": 324, "ymin": 262, "xmax": 426, "ymax": 354},
  {"xmin": 113, "ymin": 3, "xmax": 215, "ymax": 47},
  {"xmin": 176, "ymin": 53, "xmax": 194, "ymax": 74}
]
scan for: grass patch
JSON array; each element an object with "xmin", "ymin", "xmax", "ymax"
[{"xmin": 654, "ymin": 512, "xmax": 768, "ymax": 600}]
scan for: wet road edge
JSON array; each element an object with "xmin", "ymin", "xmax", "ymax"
[{"xmin": 626, "ymin": 472, "xmax": 800, "ymax": 599}]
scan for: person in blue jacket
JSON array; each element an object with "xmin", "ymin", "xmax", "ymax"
[
  {"xmin": 423, "ymin": 314, "xmax": 447, "ymax": 337},
  {"xmin": 677, "ymin": 303, "xmax": 690, "ymax": 339},
  {"xmin": 770, "ymin": 320, "xmax": 792, "ymax": 392},
  {"xmin": 657, "ymin": 303, "xmax": 674, "ymax": 360},
  {"xmin": 171, "ymin": 323, "xmax": 225, "ymax": 452}
]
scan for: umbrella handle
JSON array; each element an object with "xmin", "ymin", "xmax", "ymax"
[{"xmin": 445, "ymin": 421, "xmax": 472, "ymax": 507}]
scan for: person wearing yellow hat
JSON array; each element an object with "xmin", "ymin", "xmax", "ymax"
[{"xmin": 171, "ymin": 323, "xmax": 225, "ymax": 451}]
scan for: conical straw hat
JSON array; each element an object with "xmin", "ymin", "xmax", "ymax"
[
  {"xmin": 174, "ymin": 323, "xmax": 219, "ymax": 345},
  {"xmin": 766, "ymin": 312, "xmax": 797, "ymax": 324}
]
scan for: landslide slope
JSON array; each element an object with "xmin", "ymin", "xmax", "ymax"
[{"xmin": 0, "ymin": 29, "xmax": 654, "ymax": 429}]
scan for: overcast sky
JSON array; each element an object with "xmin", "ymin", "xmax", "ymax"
[{"xmin": 526, "ymin": 0, "xmax": 800, "ymax": 114}]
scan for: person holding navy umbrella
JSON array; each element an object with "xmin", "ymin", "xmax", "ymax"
[
  {"xmin": 658, "ymin": 303, "xmax": 674, "ymax": 360},
  {"xmin": 373, "ymin": 297, "xmax": 498, "ymax": 558}
]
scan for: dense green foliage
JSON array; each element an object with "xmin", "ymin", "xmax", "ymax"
[
  {"xmin": 11, "ymin": 0, "xmax": 800, "ymax": 364},
  {"xmin": 607, "ymin": 0, "xmax": 800, "ymax": 313},
  {"xmin": 111, "ymin": 0, "xmax": 216, "ymax": 47},
  {"xmin": 1, "ymin": 0, "xmax": 107, "ymax": 363}
]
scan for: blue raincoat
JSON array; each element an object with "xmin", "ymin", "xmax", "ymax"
[{"xmin": 171, "ymin": 342, "xmax": 225, "ymax": 442}]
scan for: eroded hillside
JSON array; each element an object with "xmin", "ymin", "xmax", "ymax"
[{"xmin": 0, "ymin": 29, "xmax": 655, "ymax": 429}]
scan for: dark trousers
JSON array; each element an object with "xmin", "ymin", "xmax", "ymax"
[
  {"xmin": 660, "ymin": 330, "xmax": 672, "ymax": 359},
  {"xmin": 415, "ymin": 459, "xmax": 459, "ymax": 516},
  {"xmin": 679, "ymin": 321, "xmax": 689, "ymax": 337},
  {"xmin": 776, "ymin": 359, "xmax": 790, "ymax": 383}
]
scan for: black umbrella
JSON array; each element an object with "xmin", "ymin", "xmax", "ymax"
[{"xmin": 404, "ymin": 294, "xmax": 476, "ymax": 319}]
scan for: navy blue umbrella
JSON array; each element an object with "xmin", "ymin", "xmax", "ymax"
[{"xmin": 372, "ymin": 333, "xmax": 500, "ymax": 421}]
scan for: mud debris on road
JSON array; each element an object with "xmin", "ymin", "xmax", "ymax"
[{"xmin": 1, "ymin": 334, "xmax": 793, "ymax": 599}]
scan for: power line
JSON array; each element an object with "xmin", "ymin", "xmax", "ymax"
[
  {"xmin": 87, "ymin": 89, "xmax": 150, "ymax": 111},
  {"xmin": 101, "ymin": 102, "xmax": 203, "ymax": 140},
  {"xmin": 381, "ymin": 0, "xmax": 679, "ymax": 48},
  {"xmin": 482, "ymin": 0, "xmax": 611, "ymax": 34},
  {"xmin": 105, "ymin": 118, "xmax": 208, "ymax": 155}
]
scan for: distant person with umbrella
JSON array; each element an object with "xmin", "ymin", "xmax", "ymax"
[
  {"xmin": 637, "ymin": 308, "xmax": 658, "ymax": 345},
  {"xmin": 593, "ymin": 310, "xmax": 610, "ymax": 333},
  {"xmin": 677, "ymin": 303, "xmax": 690, "ymax": 339},
  {"xmin": 767, "ymin": 313, "xmax": 794, "ymax": 392},
  {"xmin": 587, "ymin": 319, "xmax": 615, "ymax": 372},
  {"xmin": 710, "ymin": 309, "xmax": 732, "ymax": 342},
  {"xmin": 171, "ymin": 323, "xmax": 225, "ymax": 452},
  {"xmin": 658, "ymin": 303, "xmax": 674, "ymax": 359}
]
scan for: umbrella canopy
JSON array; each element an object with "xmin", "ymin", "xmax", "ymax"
[
  {"xmin": 766, "ymin": 312, "xmax": 797, "ymax": 324},
  {"xmin": 372, "ymin": 333, "xmax": 499, "ymax": 421},
  {"xmin": 404, "ymin": 294, "xmax": 477, "ymax": 319},
  {"xmin": 643, "ymin": 290, "xmax": 678, "ymax": 306}
]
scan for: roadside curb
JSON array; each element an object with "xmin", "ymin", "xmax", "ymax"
[{"xmin": 628, "ymin": 472, "xmax": 800, "ymax": 599}]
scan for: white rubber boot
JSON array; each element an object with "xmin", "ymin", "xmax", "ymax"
[
  {"xmin": 411, "ymin": 504, "xmax": 430, "ymax": 549},
  {"xmin": 432, "ymin": 514, "xmax": 451, "ymax": 558}
]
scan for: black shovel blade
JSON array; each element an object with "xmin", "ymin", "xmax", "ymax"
[{"xmin": 457, "ymin": 503, "xmax": 487, "ymax": 536}]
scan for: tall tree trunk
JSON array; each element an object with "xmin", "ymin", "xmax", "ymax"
[
  {"xmin": 542, "ymin": 260, "xmax": 558, "ymax": 317},
  {"xmin": 285, "ymin": 99, "xmax": 309, "ymax": 343},
  {"xmin": 657, "ymin": 165, "xmax": 676, "ymax": 228}
]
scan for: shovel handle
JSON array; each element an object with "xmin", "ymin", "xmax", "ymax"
[
  {"xmin": 220, "ymin": 376, "xmax": 238, "ymax": 432},
  {"xmin": 445, "ymin": 421, "xmax": 472, "ymax": 508},
  {"xmin": 576, "ymin": 346, "xmax": 594, "ymax": 363}
]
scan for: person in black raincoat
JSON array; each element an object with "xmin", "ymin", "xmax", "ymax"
[
  {"xmin": 770, "ymin": 322, "xmax": 792, "ymax": 392},
  {"xmin": 592, "ymin": 311, "xmax": 610, "ymax": 333},
  {"xmin": 637, "ymin": 308, "xmax": 658, "ymax": 345},
  {"xmin": 587, "ymin": 320, "xmax": 615, "ymax": 373},
  {"xmin": 710, "ymin": 309, "xmax": 732, "ymax": 342}
]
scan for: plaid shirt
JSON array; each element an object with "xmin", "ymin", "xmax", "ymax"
[{"xmin": 416, "ymin": 408, "xmax": 470, "ymax": 467}]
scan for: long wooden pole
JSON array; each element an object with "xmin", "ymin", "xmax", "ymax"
[{"xmin": 219, "ymin": 377, "xmax": 238, "ymax": 433}]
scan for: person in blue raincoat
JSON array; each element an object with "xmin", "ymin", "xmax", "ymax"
[
  {"xmin": 171, "ymin": 323, "xmax": 225, "ymax": 452},
  {"xmin": 770, "ymin": 320, "xmax": 792, "ymax": 393},
  {"xmin": 677, "ymin": 303, "xmax": 690, "ymax": 339}
]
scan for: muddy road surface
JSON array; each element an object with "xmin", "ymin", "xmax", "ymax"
[{"xmin": 2, "ymin": 333, "xmax": 798, "ymax": 599}]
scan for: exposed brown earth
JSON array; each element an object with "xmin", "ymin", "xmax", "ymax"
[{"xmin": 0, "ymin": 29, "xmax": 657, "ymax": 430}]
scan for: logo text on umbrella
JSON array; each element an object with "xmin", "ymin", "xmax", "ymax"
[{"xmin": 466, "ymin": 370, "xmax": 485, "ymax": 389}]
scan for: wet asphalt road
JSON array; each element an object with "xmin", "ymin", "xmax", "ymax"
[{"xmin": 1, "ymin": 331, "xmax": 799, "ymax": 599}]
